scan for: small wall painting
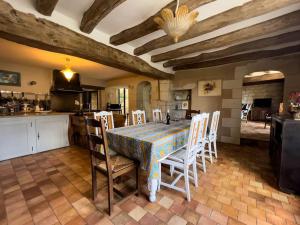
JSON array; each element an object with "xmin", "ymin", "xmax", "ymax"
[
  {"xmin": 181, "ymin": 101, "xmax": 189, "ymax": 110},
  {"xmin": 0, "ymin": 70, "xmax": 21, "ymax": 86},
  {"xmin": 198, "ymin": 80, "xmax": 221, "ymax": 96}
]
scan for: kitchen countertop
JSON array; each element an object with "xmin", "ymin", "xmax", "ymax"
[{"xmin": 0, "ymin": 112, "xmax": 73, "ymax": 118}]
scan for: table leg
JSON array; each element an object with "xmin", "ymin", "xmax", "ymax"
[{"xmin": 148, "ymin": 179, "xmax": 158, "ymax": 202}]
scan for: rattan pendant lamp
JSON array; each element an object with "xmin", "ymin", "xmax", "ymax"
[{"xmin": 154, "ymin": 0, "xmax": 199, "ymax": 43}]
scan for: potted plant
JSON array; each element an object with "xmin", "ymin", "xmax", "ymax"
[{"xmin": 288, "ymin": 91, "xmax": 300, "ymax": 120}]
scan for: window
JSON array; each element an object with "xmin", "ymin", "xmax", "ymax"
[{"xmin": 118, "ymin": 88, "xmax": 129, "ymax": 114}]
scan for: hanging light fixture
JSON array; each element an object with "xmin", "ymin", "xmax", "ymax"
[
  {"xmin": 61, "ymin": 58, "xmax": 75, "ymax": 82},
  {"xmin": 154, "ymin": 0, "xmax": 199, "ymax": 43}
]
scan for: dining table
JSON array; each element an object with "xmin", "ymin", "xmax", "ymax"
[{"xmin": 106, "ymin": 120, "xmax": 191, "ymax": 202}]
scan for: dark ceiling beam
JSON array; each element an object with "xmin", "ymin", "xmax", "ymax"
[
  {"xmin": 0, "ymin": 1, "xmax": 172, "ymax": 79},
  {"xmin": 174, "ymin": 45, "xmax": 300, "ymax": 70},
  {"xmin": 80, "ymin": 0, "xmax": 126, "ymax": 34},
  {"xmin": 109, "ymin": 0, "xmax": 215, "ymax": 45},
  {"xmin": 35, "ymin": 0, "xmax": 59, "ymax": 16},
  {"xmin": 151, "ymin": 10, "xmax": 300, "ymax": 62},
  {"xmin": 135, "ymin": 0, "xmax": 300, "ymax": 55},
  {"xmin": 164, "ymin": 30, "xmax": 300, "ymax": 67}
]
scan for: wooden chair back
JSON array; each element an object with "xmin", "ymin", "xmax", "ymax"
[
  {"xmin": 185, "ymin": 114, "xmax": 205, "ymax": 164},
  {"xmin": 94, "ymin": 111, "xmax": 114, "ymax": 135},
  {"xmin": 85, "ymin": 118, "xmax": 112, "ymax": 176},
  {"xmin": 209, "ymin": 111, "xmax": 220, "ymax": 137},
  {"xmin": 132, "ymin": 110, "xmax": 146, "ymax": 125},
  {"xmin": 185, "ymin": 109, "xmax": 200, "ymax": 120},
  {"xmin": 152, "ymin": 109, "xmax": 162, "ymax": 122}
]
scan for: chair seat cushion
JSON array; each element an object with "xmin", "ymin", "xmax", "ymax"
[{"xmin": 97, "ymin": 155, "xmax": 135, "ymax": 173}]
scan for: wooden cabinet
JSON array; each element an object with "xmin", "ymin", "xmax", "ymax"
[
  {"xmin": 0, "ymin": 114, "xmax": 69, "ymax": 161},
  {"xmin": 270, "ymin": 115, "xmax": 300, "ymax": 194}
]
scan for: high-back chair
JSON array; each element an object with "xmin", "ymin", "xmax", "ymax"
[
  {"xmin": 94, "ymin": 111, "xmax": 114, "ymax": 134},
  {"xmin": 132, "ymin": 110, "xmax": 146, "ymax": 125},
  {"xmin": 241, "ymin": 104, "xmax": 252, "ymax": 122},
  {"xmin": 85, "ymin": 118, "xmax": 140, "ymax": 215},
  {"xmin": 152, "ymin": 109, "xmax": 162, "ymax": 122},
  {"xmin": 158, "ymin": 114, "xmax": 206, "ymax": 201},
  {"xmin": 205, "ymin": 111, "xmax": 220, "ymax": 163},
  {"xmin": 196, "ymin": 113, "xmax": 210, "ymax": 173}
]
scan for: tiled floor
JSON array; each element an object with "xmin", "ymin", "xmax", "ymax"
[
  {"xmin": 241, "ymin": 121, "xmax": 270, "ymax": 141},
  {"xmin": 0, "ymin": 144, "xmax": 299, "ymax": 225}
]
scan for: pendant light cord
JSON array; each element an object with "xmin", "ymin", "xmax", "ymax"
[{"xmin": 175, "ymin": 0, "xmax": 179, "ymax": 13}]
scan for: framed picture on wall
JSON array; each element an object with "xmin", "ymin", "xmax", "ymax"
[
  {"xmin": 181, "ymin": 101, "xmax": 189, "ymax": 110},
  {"xmin": 0, "ymin": 70, "xmax": 21, "ymax": 86},
  {"xmin": 198, "ymin": 80, "xmax": 222, "ymax": 96}
]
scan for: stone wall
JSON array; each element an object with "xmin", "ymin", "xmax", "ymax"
[{"xmin": 242, "ymin": 82, "xmax": 284, "ymax": 112}]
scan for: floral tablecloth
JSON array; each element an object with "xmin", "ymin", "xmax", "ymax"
[{"xmin": 106, "ymin": 120, "xmax": 190, "ymax": 181}]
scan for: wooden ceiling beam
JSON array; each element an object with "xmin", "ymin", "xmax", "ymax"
[
  {"xmin": 0, "ymin": 1, "xmax": 172, "ymax": 79},
  {"xmin": 135, "ymin": 0, "xmax": 300, "ymax": 55},
  {"xmin": 152, "ymin": 10, "xmax": 300, "ymax": 62},
  {"xmin": 80, "ymin": 0, "xmax": 126, "ymax": 34},
  {"xmin": 109, "ymin": 0, "xmax": 215, "ymax": 45},
  {"xmin": 164, "ymin": 30, "xmax": 300, "ymax": 67},
  {"xmin": 35, "ymin": 0, "xmax": 59, "ymax": 16},
  {"xmin": 174, "ymin": 45, "xmax": 300, "ymax": 70}
]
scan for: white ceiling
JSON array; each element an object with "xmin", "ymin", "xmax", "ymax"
[
  {"xmin": 0, "ymin": 38, "xmax": 129, "ymax": 80},
  {"xmin": 3, "ymin": 0, "xmax": 300, "ymax": 75}
]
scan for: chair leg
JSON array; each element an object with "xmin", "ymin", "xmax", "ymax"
[
  {"xmin": 136, "ymin": 165, "xmax": 140, "ymax": 196},
  {"xmin": 213, "ymin": 140, "xmax": 217, "ymax": 158},
  {"xmin": 158, "ymin": 162, "xmax": 161, "ymax": 192},
  {"xmin": 170, "ymin": 165, "xmax": 174, "ymax": 177},
  {"xmin": 192, "ymin": 160, "xmax": 198, "ymax": 187},
  {"xmin": 107, "ymin": 177, "xmax": 114, "ymax": 216},
  {"xmin": 184, "ymin": 166, "xmax": 191, "ymax": 201},
  {"xmin": 202, "ymin": 151, "xmax": 206, "ymax": 173},
  {"xmin": 91, "ymin": 167, "xmax": 97, "ymax": 201},
  {"xmin": 208, "ymin": 141, "xmax": 213, "ymax": 164}
]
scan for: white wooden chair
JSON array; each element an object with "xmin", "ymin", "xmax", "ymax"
[
  {"xmin": 204, "ymin": 111, "xmax": 220, "ymax": 163},
  {"xmin": 132, "ymin": 110, "xmax": 146, "ymax": 125},
  {"xmin": 152, "ymin": 109, "xmax": 162, "ymax": 122},
  {"xmin": 94, "ymin": 111, "xmax": 114, "ymax": 134},
  {"xmin": 241, "ymin": 104, "xmax": 252, "ymax": 122},
  {"xmin": 158, "ymin": 114, "xmax": 205, "ymax": 201},
  {"xmin": 196, "ymin": 113, "xmax": 210, "ymax": 173}
]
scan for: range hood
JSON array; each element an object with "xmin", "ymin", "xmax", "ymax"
[{"xmin": 51, "ymin": 69, "xmax": 83, "ymax": 93}]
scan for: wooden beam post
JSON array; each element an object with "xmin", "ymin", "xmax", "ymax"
[
  {"xmin": 0, "ymin": 1, "xmax": 172, "ymax": 79},
  {"xmin": 36, "ymin": 0, "xmax": 59, "ymax": 16},
  {"xmin": 109, "ymin": 0, "xmax": 215, "ymax": 45},
  {"xmin": 164, "ymin": 30, "xmax": 300, "ymax": 67},
  {"xmin": 152, "ymin": 10, "xmax": 300, "ymax": 62},
  {"xmin": 134, "ymin": 0, "xmax": 300, "ymax": 55},
  {"xmin": 174, "ymin": 45, "xmax": 300, "ymax": 70},
  {"xmin": 80, "ymin": 0, "xmax": 126, "ymax": 34}
]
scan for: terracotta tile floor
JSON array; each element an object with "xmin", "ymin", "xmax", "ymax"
[{"xmin": 0, "ymin": 144, "xmax": 299, "ymax": 225}]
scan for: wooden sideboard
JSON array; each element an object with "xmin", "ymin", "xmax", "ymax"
[
  {"xmin": 69, "ymin": 113, "xmax": 126, "ymax": 148},
  {"xmin": 269, "ymin": 115, "xmax": 300, "ymax": 194}
]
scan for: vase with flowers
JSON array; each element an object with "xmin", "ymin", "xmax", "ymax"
[{"xmin": 288, "ymin": 91, "xmax": 300, "ymax": 120}]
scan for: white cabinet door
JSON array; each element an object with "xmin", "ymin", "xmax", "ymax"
[
  {"xmin": 36, "ymin": 115, "xmax": 69, "ymax": 152},
  {"xmin": 0, "ymin": 117, "xmax": 35, "ymax": 161}
]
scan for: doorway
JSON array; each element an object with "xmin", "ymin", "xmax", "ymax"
[
  {"xmin": 240, "ymin": 71, "xmax": 285, "ymax": 142},
  {"xmin": 137, "ymin": 81, "xmax": 152, "ymax": 121}
]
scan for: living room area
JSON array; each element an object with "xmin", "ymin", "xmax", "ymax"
[{"xmin": 240, "ymin": 71, "xmax": 285, "ymax": 142}]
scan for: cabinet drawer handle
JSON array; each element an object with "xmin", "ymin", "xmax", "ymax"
[{"xmin": 37, "ymin": 132, "xmax": 40, "ymax": 140}]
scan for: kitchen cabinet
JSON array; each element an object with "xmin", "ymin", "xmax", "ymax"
[
  {"xmin": 0, "ymin": 117, "xmax": 35, "ymax": 161},
  {"xmin": 0, "ymin": 114, "xmax": 70, "ymax": 161},
  {"xmin": 35, "ymin": 115, "xmax": 69, "ymax": 152}
]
